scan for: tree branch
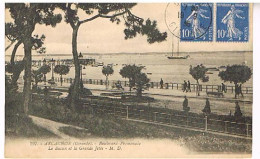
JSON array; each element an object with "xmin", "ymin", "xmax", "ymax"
[
  {"xmin": 79, "ymin": 10, "xmax": 128, "ymax": 24},
  {"xmin": 5, "ymin": 40, "xmax": 16, "ymax": 51}
]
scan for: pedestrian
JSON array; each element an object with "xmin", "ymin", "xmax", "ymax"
[
  {"xmin": 221, "ymin": 83, "xmax": 226, "ymax": 93},
  {"xmin": 187, "ymin": 80, "xmax": 191, "ymax": 92},
  {"xmin": 234, "ymin": 101, "xmax": 243, "ymax": 120},
  {"xmin": 43, "ymin": 86, "xmax": 48, "ymax": 102},
  {"xmin": 183, "ymin": 96, "xmax": 190, "ymax": 112},
  {"xmin": 160, "ymin": 78, "xmax": 164, "ymax": 89},
  {"xmin": 202, "ymin": 98, "xmax": 211, "ymax": 115},
  {"xmin": 183, "ymin": 80, "xmax": 187, "ymax": 92},
  {"xmin": 235, "ymin": 83, "xmax": 239, "ymax": 98},
  {"xmin": 239, "ymin": 84, "xmax": 244, "ymax": 97}
]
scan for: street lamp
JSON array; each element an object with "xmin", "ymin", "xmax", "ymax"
[
  {"xmin": 50, "ymin": 58, "xmax": 55, "ymax": 81},
  {"xmin": 42, "ymin": 58, "xmax": 47, "ymax": 85},
  {"xmin": 78, "ymin": 52, "xmax": 83, "ymax": 83}
]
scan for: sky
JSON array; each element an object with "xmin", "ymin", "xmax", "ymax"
[{"xmin": 5, "ymin": 3, "xmax": 253, "ymax": 56}]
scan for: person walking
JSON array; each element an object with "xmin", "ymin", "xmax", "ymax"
[
  {"xmin": 239, "ymin": 84, "xmax": 244, "ymax": 97},
  {"xmin": 160, "ymin": 78, "xmax": 164, "ymax": 89},
  {"xmin": 235, "ymin": 83, "xmax": 239, "ymax": 98},
  {"xmin": 187, "ymin": 80, "xmax": 191, "ymax": 92},
  {"xmin": 221, "ymin": 83, "xmax": 226, "ymax": 93},
  {"xmin": 183, "ymin": 80, "xmax": 187, "ymax": 92}
]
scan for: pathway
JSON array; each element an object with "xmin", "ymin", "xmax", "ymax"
[{"xmin": 29, "ymin": 115, "xmax": 89, "ymax": 139}]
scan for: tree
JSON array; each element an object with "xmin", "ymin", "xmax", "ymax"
[
  {"xmin": 102, "ymin": 66, "xmax": 114, "ymax": 89},
  {"xmin": 218, "ymin": 64, "xmax": 252, "ymax": 97},
  {"xmin": 57, "ymin": 3, "xmax": 167, "ymax": 110},
  {"xmin": 6, "ymin": 22, "xmax": 46, "ymax": 65},
  {"xmin": 5, "ymin": 24, "xmax": 46, "ymax": 87},
  {"xmin": 54, "ymin": 65, "xmax": 70, "ymax": 86},
  {"xmin": 5, "ymin": 61, "xmax": 24, "ymax": 86},
  {"xmin": 189, "ymin": 64, "xmax": 209, "ymax": 96},
  {"xmin": 31, "ymin": 69, "xmax": 43, "ymax": 90},
  {"xmin": 39, "ymin": 65, "xmax": 51, "ymax": 85},
  {"xmin": 135, "ymin": 72, "xmax": 150, "ymax": 97},
  {"xmin": 120, "ymin": 64, "xmax": 144, "ymax": 91},
  {"xmin": 6, "ymin": 3, "xmax": 62, "ymax": 114}
]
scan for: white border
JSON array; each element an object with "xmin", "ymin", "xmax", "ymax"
[
  {"xmin": 0, "ymin": 1, "xmax": 5, "ymax": 159},
  {"xmin": 1, "ymin": 1, "xmax": 260, "ymax": 159},
  {"xmin": 253, "ymin": 3, "xmax": 260, "ymax": 159}
]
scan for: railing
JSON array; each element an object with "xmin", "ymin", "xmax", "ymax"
[
  {"xmin": 82, "ymin": 99, "xmax": 252, "ymax": 138},
  {"xmin": 53, "ymin": 77, "xmax": 253, "ymax": 94}
]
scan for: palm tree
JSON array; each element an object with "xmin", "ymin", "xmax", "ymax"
[
  {"xmin": 102, "ymin": 66, "xmax": 114, "ymax": 89},
  {"xmin": 54, "ymin": 65, "xmax": 70, "ymax": 86}
]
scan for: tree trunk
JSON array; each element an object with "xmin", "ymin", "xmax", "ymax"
[
  {"xmin": 10, "ymin": 40, "xmax": 22, "ymax": 65},
  {"xmin": 23, "ymin": 37, "xmax": 32, "ymax": 115},
  {"xmin": 44, "ymin": 74, "xmax": 46, "ymax": 85},
  {"xmin": 69, "ymin": 25, "xmax": 81, "ymax": 110},
  {"xmin": 196, "ymin": 80, "xmax": 200, "ymax": 96},
  {"xmin": 11, "ymin": 67, "xmax": 24, "ymax": 86},
  {"xmin": 106, "ymin": 75, "xmax": 108, "ymax": 90},
  {"xmin": 137, "ymin": 88, "xmax": 142, "ymax": 97},
  {"xmin": 60, "ymin": 74, "xmax": 63, "ymax": 86}
]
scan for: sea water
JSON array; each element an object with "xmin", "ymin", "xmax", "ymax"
[{"xmin": 6, "ymin": 51, "xmax": 253, "ymax": 87}]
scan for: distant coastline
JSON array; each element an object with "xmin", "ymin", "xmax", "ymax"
[{"xmin": 5, "ymin": 51, "xmax": 253, "ymax": 57}]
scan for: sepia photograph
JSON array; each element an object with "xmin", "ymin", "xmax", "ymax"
[{"xmin": 4, "ymin": 2, "xmax": 253, "ymax": 158}]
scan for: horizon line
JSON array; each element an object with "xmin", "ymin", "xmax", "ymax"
[{"xmin": 5, "ymin": 50, "xmax": 253, "ymax": 56}]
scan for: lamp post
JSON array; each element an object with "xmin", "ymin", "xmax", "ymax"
[
  {"xmin": 78, "ymin": 52, "xmax": 83, "ymax": 83},
  {"xmin": 50, "ymin": 58, "xmax": 55, "ymax": 81},
  {"xmin": 42, "ymin": 58, "xmax": 47, "ymax": 85}
]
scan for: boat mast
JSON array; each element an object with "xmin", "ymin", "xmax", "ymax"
[
  {"xmin": 177, "ymin": 36, "xmax": 179, "ymax": 56},
  {"xmin": 172, "ymin": 35, "xmax": 174, "ymax": 57}
]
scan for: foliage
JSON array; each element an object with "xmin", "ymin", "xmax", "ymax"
[
  {"xmin": 5, "ymin": 61, "xmax": 25, "ymax": 87},
  {"xmin": 135, "ymin": 72, "xmax": 150, "ymax": 97},
  {"xmin": 57, "ymin": 3, "xmax": 167, "ymax": 109},
  {"xmin": 54, "ymin": 65, "xmax": 70, "ymax": 86},
  {"xmin": 6, "ymin": 3, "xmax": 62, "ymax": 114},
  {"xmin": 5, "ymin": 61, "xmax": 24, "ymax": 74},
  {"xmin": 189, "ymin": 64, "xmax": 209, "ymax": 82},
  {"xmin": 39, "ymin": 65, "xmax": 51, "ymax": 75},
  {"xmin": 5, "ymin": 76, "xmax": 18, "ymax": 102},
  {"xmin": 218, "ymin": 65, "xmax": 252, "ymax": 84},
  {"xmin": 31, "ymin": 95, "xmax": 251, "ymax": 152},
  {"xmin": 5, "ymin": 3, "xmax": 61, "ymax": 52},
  {"xmin": 120, "ymin": 64, "xmax": 144, "ymax": 90},
  {"xmin": 31, "ymin": 69, "xmax": 43, "ymax": 88},
  {"xmin": 102, "ymin": 65, "xmax": 114, "ymax": 77},
  {"xmin": 54, "ymin": 65, "xmax": 70, "ymax": 76},
  {"xmin": 189, "ymin": 64, "xmax": 209, "ymax": 96}
]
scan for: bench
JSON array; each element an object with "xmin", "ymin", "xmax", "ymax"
[{"xmin": 206, "ymin": 91, "xmax": 224, "ymax": 97}]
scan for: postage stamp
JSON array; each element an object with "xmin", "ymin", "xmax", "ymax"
[
  {"xmin": 180, "ymin": 3, "xmax": 213, "ymax": 42},
  {"xmin": 216, "ymin": 3, "xmax": 249, "ymax": 42}
]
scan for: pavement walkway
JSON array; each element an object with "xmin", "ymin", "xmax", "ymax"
[
  {"xmin": 29, "ymin": 115, "xmax": 89, "ymax": 139},
  {"xmin": 38, "ymin": 82, "xmax": 253, "ymax": 103}
]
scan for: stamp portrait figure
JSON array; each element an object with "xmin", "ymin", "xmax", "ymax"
[
  {"xmin": 221, "ymin": 5, "xmax": 245, "ymax": 41},
  {"xmin": 185, "ymin": 5, "xmax": 210, "ymax": 40}
]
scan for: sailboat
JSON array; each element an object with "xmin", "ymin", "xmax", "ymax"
[{"xmin": 167, "ymin": 36, "xmax": 189, "ymax": 59}]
